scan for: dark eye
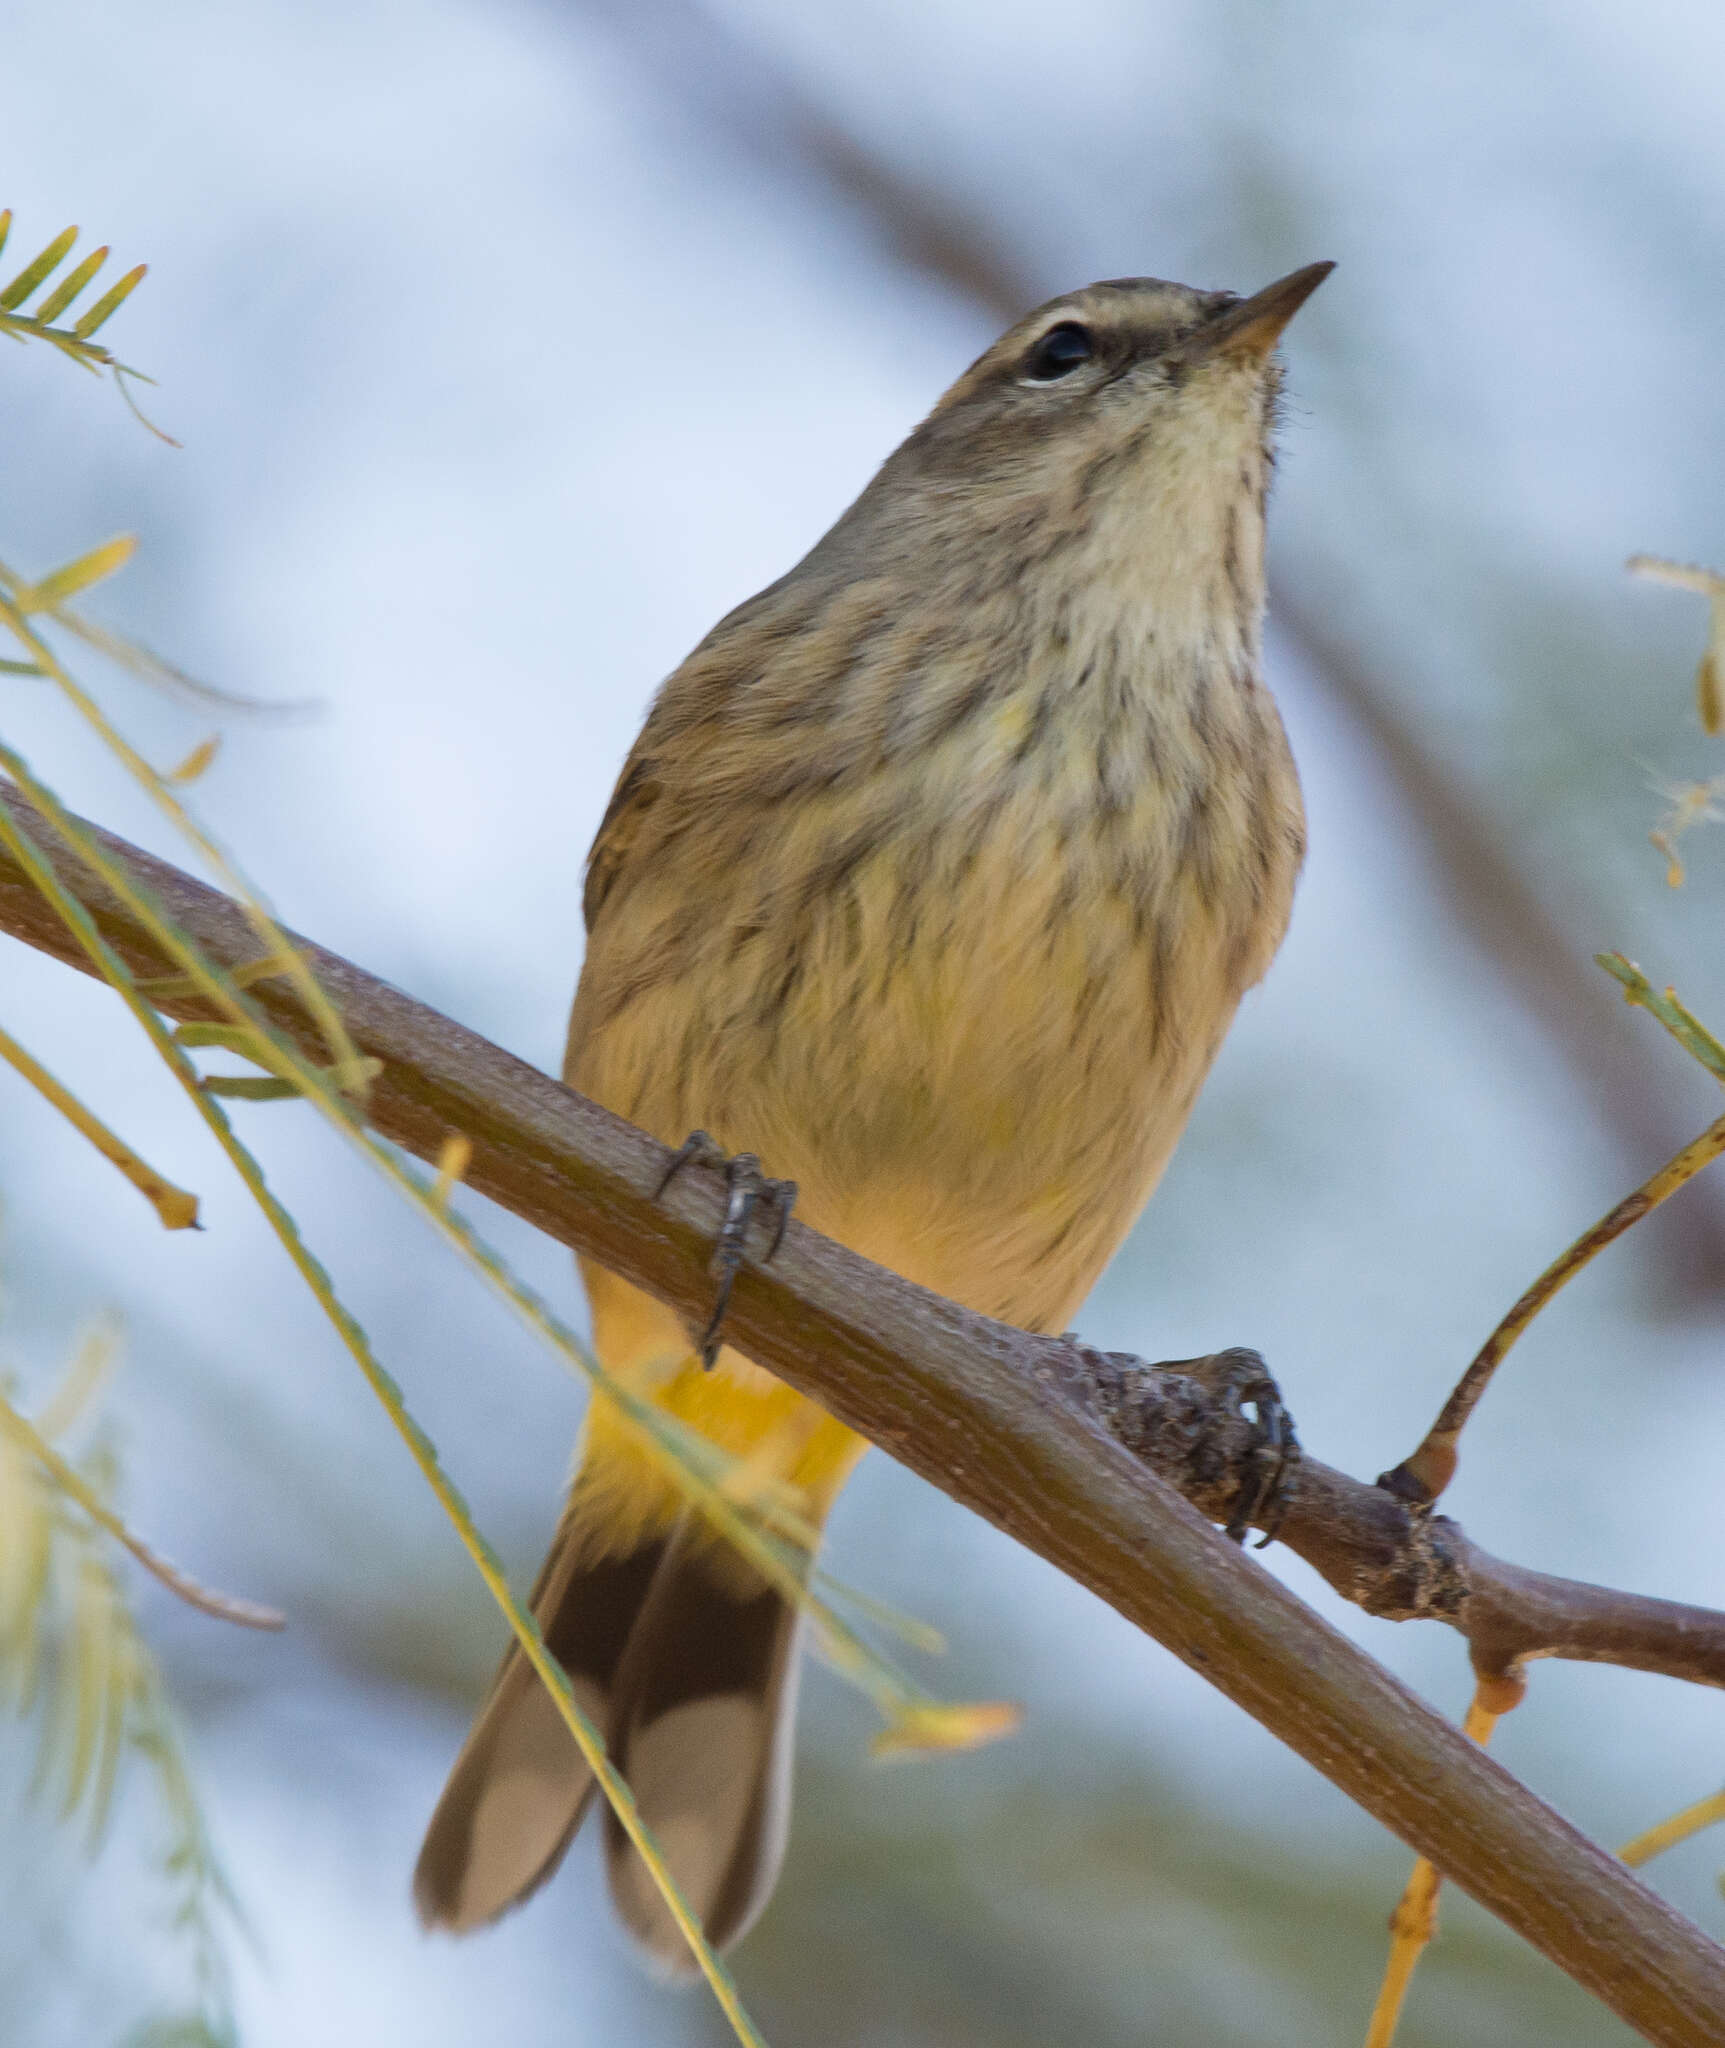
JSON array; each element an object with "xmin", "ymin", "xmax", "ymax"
[{"xmin": 1022, "ymin": 321, "xmax": 1094, "ymax": 381}]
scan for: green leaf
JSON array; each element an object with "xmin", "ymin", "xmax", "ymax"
[
  {"xmin": 171, "ymin": 1024, "xmax": 267, "ymax": 1059},
  {"xmin": 0, "ymin": 225, "xmax": 78, "ymax": 312},
  {"xmin": 34, "ymin": 246, "xmax": 108, "ymax": 327},
  {"xmin": 199, "ymin": 1076, "xmax": 301, "ymax": 1102},
  {"xmin": 72, "ymin": 262, "xmax": 146, "ymax": 339},
  {"xmin": 0, "ymin": 658, "xmax": 42, "ymax": 675}
]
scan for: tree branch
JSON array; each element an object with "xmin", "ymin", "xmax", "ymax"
[{"xmin": 2, "ymin": 783, "xmax": 1724, "ymax": 2043}]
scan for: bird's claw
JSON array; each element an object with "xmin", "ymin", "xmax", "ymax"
[
  {"xmin": 1162, "ymin": 1346, "xmax": 1300, "ymax": 1546},
  {"xmin": 654, "ymin": 1131, "xmax": 798, "ymax": 1368}
]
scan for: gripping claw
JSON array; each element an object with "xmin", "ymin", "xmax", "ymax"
[{"xmin": 654, "ymin": 1132, "xmax": 797, "ymax": 1368}]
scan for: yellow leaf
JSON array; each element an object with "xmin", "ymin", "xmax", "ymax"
[
  {"xmin": 1628, "ymin": 554, "xmax": 1725, "ymax": 598},
  {"xmin": 71, "ymin": 263, "xmax": 146, "ymax": 340},
  {"xmin": 166, "ymin": 733, "xmax": 220, "ymax": 784},
  {"xmin": 433, "ymin": 1131, "xmax": 472, "ymax": 1205},
  {"xmin": 869, "ymin": 1697, "xmax": 1022, "ymax": 1760},
  {"xmin": 0, "ymin": 225, "xmax": 77, "ymax": 312},
  {"xmin": 26, "ymin": 534, "xmax": 136, "ymax": 610},
  {"xmin": 34, "ymin": 246, "xmax": 107, "ymax": 328},
  {"xmin": 1703, "ymin": 619, "xmax": 1725, "ymax": 737},
  {"xmin": 63, "ymin": 1547, "xmax": 116, "ymax": 1820}
]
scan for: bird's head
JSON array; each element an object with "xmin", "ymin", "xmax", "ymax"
[
  {"xmin": 855, "ymin": 263, "xmax": 1334, "ymax": 658},
  {"xmin": 915, "ymin": 263, "xmax": 1332, "ymax": 486}
]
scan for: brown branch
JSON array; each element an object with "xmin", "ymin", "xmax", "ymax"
[
  {"xmin": 550, "ymin": 0, "xmax": 1725, "ymax": 1302},
  {"xmin": 1065, "ymin": 1344, "xmax": 1725, "ymax": 1690},
  {"xmin": 4, "ymin": 786, "xmax": 1725, "ymax": 2043}
]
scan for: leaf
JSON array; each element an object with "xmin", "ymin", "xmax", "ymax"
[
  {"xmin": 62, "ymin": 1543, "xmax": 118, "ymax": 1822},
  {"xmin": 199, "ymin": 1076, "xmax": 301, "ymax": 1101},
  {"xmin": 0, "ymin": 1421, "xmax": 53, "ymax": 1685},
  {"xmin": 87, "ymin": 1604, "xmax": 140, "ymax": 1849},
  {"xmin": 0, "ymin": 658, "xmax": 42, "ymax": 675},
  {"xmin": 173, "ymin": 1013, "xmax": 378, "ymax": 1099},
  {"xmin": 0, "ymin": 1016, "xmax": 200, "ymax": 1229},
  {"xmin": 433, "ymin": 1131, "xmax": 472, "ymax": 1205},
  {"xmin": 138, "ymin": 951, "xmax": 303, "ymax": 1002},
  {"xmin": 166, "ymin": 734, "xmax": 220, "ymax": 785},
  {"xmin": 26, "ymin": 533, "xmax": 136, "ymax": 610},
  {"xmin": 0, "ymin": 1306, "xmax": 247, "ymax": 2033},
  {"xmin": 1626, "ymin": 555, "xmax": 1725, "ymax": 735},
  {"xmin": 0, "ymin": 224, "xmax": 78, "ymax": 311},
  {"xmin": 1699, "ymin": 639, "xmax": 1724, "ymax": 737},
  {"xmin": 35, "ymin": 1318, "xmax": 122, "ymax": 1441},
  {"xmin": 45, "ymin": 605, "xmax": 317, "ymax": 716},
  {"xmin": 34, "ymin": 246, "xmax": 108, "ymax": 328},
  {"xmin": 72, "ymin": 262, "xmax": 146, "ymax": 340},
  {"xmin": 869, "ymin": 1697, "xmax": 1022, "ymax": 1759},
  {"xmin": 171, "ymin": 1023, "xmax": 270, "ymax": 1059}
]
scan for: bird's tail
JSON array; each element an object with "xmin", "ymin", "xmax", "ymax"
[{"xmin": 412, "ymin": 1486, "xmax": 808, "ymax": 1973}]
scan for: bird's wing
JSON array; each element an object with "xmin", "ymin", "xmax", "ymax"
[{"xmin": 583, "ymin": 752, "xmax": 663, "ymax": 933}]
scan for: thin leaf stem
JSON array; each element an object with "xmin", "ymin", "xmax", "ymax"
[{"xmin": 0, "ymin": 1394, "xmax": 282, "ymax": 1630}]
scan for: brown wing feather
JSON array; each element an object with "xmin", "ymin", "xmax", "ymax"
[
  {"xmin": 580, "ymin": 573, "xmax": 836, "ymax": 938},
  {"xmin": 583, "ymin": 754, "xmax": 663, "ymax": 932}
]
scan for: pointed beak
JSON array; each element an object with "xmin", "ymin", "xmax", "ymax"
[{"xmin": 1186, "ymin": 261, "xmax": 1335, "ymax": 362}]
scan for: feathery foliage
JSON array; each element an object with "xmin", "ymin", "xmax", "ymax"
[
  {"xmin": 0, "ymin": 1318, "xmax": 241, "ymax": 2046},
  {"xmin": 0, "ymin": 212, "xmax": 163, "ymax": 436}
]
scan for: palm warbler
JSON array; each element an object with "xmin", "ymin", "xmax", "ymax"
[{"xmin": 415, "ymin": 262, "xmax": 1327, "ymax": 1969}]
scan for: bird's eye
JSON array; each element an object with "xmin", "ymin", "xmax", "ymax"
[{"xmin": 1022, "ymin": 322, "xmax": 1094, "ymax": 381}]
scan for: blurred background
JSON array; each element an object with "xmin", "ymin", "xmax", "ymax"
[{"xmin": 3, "ymin": 1, "xmax": 1725, "ymax": 2041}]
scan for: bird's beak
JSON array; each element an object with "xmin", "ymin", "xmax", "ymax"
[{"xmin": 1186, "ymin": 261, "xmax": 1335, "ymax": 362}]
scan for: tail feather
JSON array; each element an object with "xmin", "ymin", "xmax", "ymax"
[
  {"xmin": 416, "ymin": 1493, "xmax": 811, "ymax": 1964},
  {"xmin": 413, "ymin": 1534, "xmax": 666, "ymax": 1932},
  {"xmin": 604, "ymin": 1519, "xmax": 805, "ymax": 1974}
]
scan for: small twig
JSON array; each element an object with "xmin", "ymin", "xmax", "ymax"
[
  {"xmin": 1365, "ymin": 1681, "xmax": 1522, "ymax": 2047},
  {"xmin": 1602, "ymin": 954, "xmax": 1725, "ymax": 1083},
  {"xmin": 1381, "ymin": 1102, "xmax": 1725, "ymax": 1505},
  {"xmin": 1382, "ymin": 953, "xmax": 1725, "ymax": 1504},
  {"xmin": 1366, "ymin": 1855, "xmax": 1443, "ymax": 2048},
  {"xmin": 1623, "ymin": 1790, "xmax": 1725, "ymax": 1870}
]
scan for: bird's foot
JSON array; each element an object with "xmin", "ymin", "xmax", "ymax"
[
  {"xmin": 1166, "ymin": 1347, "xmax": 1299, "ymax": 1545},
  {"xmin": 653, "ymin": 1131, "xmax": 798, "ymax": 1368},
  {"xmin": 1063, "ymin": 1340, "xmax": 1300, "ymax": 1548}
]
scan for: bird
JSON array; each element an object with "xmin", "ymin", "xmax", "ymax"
[{"xmin": 413, "ymin": 261, "xmax": 1327, "ymax": 1972}]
